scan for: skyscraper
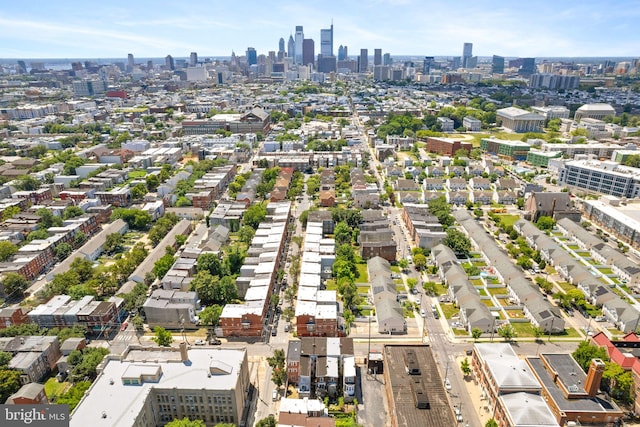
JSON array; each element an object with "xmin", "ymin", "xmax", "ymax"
[
  {"xmin": 359, "ymin": 49, "xmax": 368, "ymax": 73},
  {"xmin": 279, "ymin": 38, "xmax": 285, "ymax": 55},
  {"xmin": 423, "ymin": 56, "xmax": 435, "ymax": 74},
  {"xmin": 302, "ymin": 39, "xmax": 315, "ymax": 67},
  {"xmin": 246, "ymin": 47, "xmax": 257, "ymax": 66},
  {"xmin": 287, "ymin": 35, "xmax": 295, "ymax": 59},
  {"xmin": 519, "ymin": 58, "xmax": 536, "ymax": 76},
  {"xmin": 462, "ymin": 42, "xmax": 472, "ymax": 68},
  {"xmin": 492, "ymin": 55, "xmax": 505, "ymax": 74},
  {"xmin": 338, "ymin": 45, "xmax": 347, "ymax": 61},
  {"xmin": 383, "ymin": 53, "xmax": 392, "ymax": 66},
  {"xmin": 190, "ymin": 52, "xmax": 198, "ymax": 67},
  {"xmin": 127, "ymin": 53, "xmax": 134, "ymax": 72},
  {"xmin": 320, "ymin": 23, "xmax": 333, "ymax": 56},
  {"xmin": 165, "ymin": 55, "xmax": 175, "ymax": 71},
  {"xmin": 294, "ymin": 26, "xmax": 304, "ymax": 64},
  {"xmin": 374, "ymin": 49, "xmax": 382, "ymax": 66}
]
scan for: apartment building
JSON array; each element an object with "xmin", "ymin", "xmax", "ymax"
[
  {"xmin": 70, "ymin": 345, "xmax": 251, "ymax": 427},
  {"xmin": 480, "ymin": 138, "xmax": 531, "ymax": 160},
  {"xmin": 559, "ymin": 160, "xmax": 640, "ymax": 198}
]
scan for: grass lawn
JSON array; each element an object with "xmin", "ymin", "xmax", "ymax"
[
  {"xmin": 462, "ymin": 262, "xmax": 472, "ymax": 269},
  {"xmin": 478, "ymin": 288, "xmax": 488, "ymax": 296},
  {"xmin": 326, "ymin": 280, "xmax": 337, "ymax": 291},
  {"xmin": 393, "ymin": 279, "xmax": 403, "ymax": 285},
  {"xmin": 440, "ymin": 304, "xmax": 460, "ymax": 319},
  {"xmin": 557, "ymin": 327, "xmax": 582, "ymax": 338},
  {"xmin": 45, "ymin": 378, "xmax": 71, "ymax": 401},
  {"xmin": 396, "ymin": 284, "xmax": 406, "ymax": 292},
  {"xmin": 596, "ymin": 267, "xmax": 614, "ymax": 275},
  {"xmin": 575, "ymin": 251, "xmax": 590, "ymax": 257},
  {"xmin": 488, "ymin": 287, "xmax": 508, "ymax": 295},
  {"xmin": 355, "ymin": 264, "xmax": 369, "ymax": 283},
  {"xmin": 506, "ymin": 309, "xmax": 524, "ymax": 318},
  {"xmin": 128, "ymin": 169, "xmax": 148, "ymax": 179},
  {"xmin": 509, "ymin": 322, "xmax": 536, "ymax": 338},
  {"xmin": 433, "ymin": 282, "xmax": 447, "ymax": 296},
  {"xmin": 488, "ymin": 278, "xmax": 501, "ymax": 285},
  {"xmin": 599, "ymin": 276, "xmax": 611, "ymax": 285},
  {"xmin": 497, "ymin": 214, "xmax": 520, "ymax": 228},
  {"xmin": 391, "ymin": 266, "xmax": 400, "ymax": 273},
  {"xmin": 471, "ymin": 260, "xmax": 486, "ymax": 266},
  {"xmin": 566, "ymin": 244, "xmax": 581, "ymax": 250},
  {"xmin": 356, "ymin": 286, "xmax": 370, "ymax": 294},
  {"xmin": 453, "ymin": 328, "xmax": 469, "ymax": 336},
  {"xmin": 496, "ymin": 297, "xmax": 511, "ymax": 306},
  {"xmin": 469, "ymin": 252, "xmax": 483, "ymax": 259},
  {"xmin": 556, "ymin": 282, "xmax": 575, "ymax": 292},
  {"xmin": 481, "ymin": 299, "xmax": 495, "ymax": 307},
  {"xmin": 470, "ymin": 279, "xmax": 484, "ymax": 287}
]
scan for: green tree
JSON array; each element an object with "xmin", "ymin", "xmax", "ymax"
[
  {"xmin": 56, "ymin": 381, "xmax": 90, "ymax": 411},
  {"xmin": 132, "ymin": 314, "xmax": 144, "ymax": 331},
  {"xmin": 104, "ymin": 232, "xmax": 124, "ymax": 254},
  {"xmin": 165, "ymin": 418, "xmax": 205, "ymax": 427},
  {"xmin": 196, "ymin": 253, "xmax": 225, "ymax": 277},
  {"xmin": 485, "ymin": 419, "xmax": 498, "ymax": 427},
  {"xmin": 1, "ymin": 272, "xmax": 30, "ymax": 297},
  {"xmin": 199, "ymin": 305, "xmax": 223, "ymax": 327},
  {"xmin": 0, "ymin": 241, "xmax": 18, "ymax": 262},
  {"xmin": 243, "ymin": 204, "xmax": 267, "ymax": 229},
  {"xmin": 16, "ymin": 175, "xmax": 40, "ymax": 191},
  {"xmin": 536, "ymin": 216, "xmax": 555, "ymax": 231},
  {"xmin": 37, "ymin": 207, "xmax": 63, "ymax": 229},
  {"xmin": 443, "ymin": 228, "xmax": 472, "ymax": 257},
  {"xmin": 152, "ymin": 326, "xmax": 173, "ymax": 347},
  {"xmin": 398, "ymin": 259, "xmax": 409, "ymax": 271},
  {"xmin": 175, "ymin": 196, "xmax": 192, "ymax": 207},
  {"xmin": 63, "ymin": 205, "xmax": 84, "ymax": 220},
  {"xmin": 130, "ymin": 183, "xmax": 148, "ymax": 200},
  {"xmin": 55, "ymin": 242, "xmax": 73, "ymax": 261},
  {"xmin": 472, "ymin": 327, "xmax": 482, "ymax": 341},
  {"xmin": 516, "ymin": 255, "xmax": 533, "ymax": 270},
  {"xmin": 267, "ymin": 349, "xmax": 286, "ymax": 388},
  {"xmin": 498, "ymin": 324, "xmax": 516, "ymax": 341},
  {"xmin": 74, "ymin": 231, "xmax": 87, "ymax": 247},
  {"xmin": 0, "ymin": 351, "xmax": 12, "ymax": 368},
  {"xmin": 256, "ymin": 416, "xmax": 277, "ymax": 427},
  {"xmin": 70, "ymin": 257, "xmax": 95, "ymax": 282},
  {"xmin": 334, "ymin": 222, "xmax": 352, "ymax": 246},
  {"xmin": 603, "ymin": 362, "xmax": 633, "ymax": 403},
  {"xmin": 413, "ymin": 253, "xmax": 427, "ymax": 271},
  {"xmin": 460, "ymin": 357, "xmax": 471, "ymax": 376},
  {"xmin": 153, "ymin": 252, "xmax": 175, "ymax": 279},
  {"xmin": 2, "ymin": 205, "xmax": 21, "ymax": 221},
  {"xmin": 27, "ymin": 228, "xmax": 50, "ymax": 241},
  {"xmin": 0, "ymin": 369, "xmax": 22, "ymax": 403},
  {"xmin": 572, "ymin": 341, "xmax": 609, "ymax": 372},
  {"xmin": 238, "ymin": 225, "xmax": 255, "ymax": 245}
]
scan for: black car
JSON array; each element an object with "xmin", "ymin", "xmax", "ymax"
[
  {"xmin": 271, "ymin": 328, "xmax": 277, "ymax": 336},
  {"xmin": 209, "ymin": 338, "xmax": 221, "ymax": 345}
]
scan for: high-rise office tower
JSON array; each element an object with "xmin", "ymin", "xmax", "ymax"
[
  {"xmin": 303, "ymin": 39, "xmax": 315, "ymax": 67},
  {"xmin": 246, "ymin": 47, "xmax": 257, "ymax": 65},
  {"xmin": 492, "ymin": 55, "xmax": 504, "ymax": 74},
  {"xmin": 279, "ymin": 38, "xmax": 285, "ymax": 55},
  {"xmin": 287, "ymin": 35, "xmax": 295, "ymax": 59},
  {"xmin": 320, "ymin": 23, "xmax": 333, "ymax": 56},
  {"xmin": 146, "ymin": 60, "xmax": 154, "ymax": 71},
  {"xmin": 190, "ymin": 52, "xmax": 198, "ymax": 67},
  {"xmin": 359, "ymin": 49, "xmax": 368, "ymax": 73},
  {"xmin": 462, "ymin": 42, "xmax": 472, "ymax": 68},
  {"xmin": 423, "ymin": 56, "xmax": 435, "ymax": 74},
  {"xmin": 165, "ymin": 55, "xmax": 175, "ymax": 71},
  {"xmin": 127, "ymin": 53, "xmax": 134, "ymax": 71},
  {"xmin": 383, "ymin": 53, "xmax": 392, "ymax": 66},
  {"xmin": 337, "ymin": 45, "xmax": 347, "ymax": 61},
  {"xmin": 16, "ymin": 60, "xmax": 27, "ymax": 74},
  {"xmin": 519, "ymin": 58, "xmax": 536, "ymax": 76},
  {"xmin": 374, "ymin": 49, "xmax": 382, "ymax": 66},
  {"xmin": 294, "ymin": 26, "xmax": 304, "ymax": 64}
]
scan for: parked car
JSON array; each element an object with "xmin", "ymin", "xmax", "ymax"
[
  {"xmin": 272, "ymin": 390, "xmax": 278, "ymax": 401},
  {"xmin": 120, "ymin": 322, "xmax": 128, "ymax": 331},
  {"xmin": 284, "ymin": 324, "xmax": 290, "ymax": 332},
  {"xmin": 209, "ymin": 338, "xmax": 221, "ymax": 345},
  {"xmin": 271, "ymin": 328, "xmax": 277, "ymax": 336},
  {"xmin": 194, "ymin": 339, "xmax": 206, "ymax": 346},
  {"xmin": 445, "ymin": 378, "xmax": 452, "ymax": 390},
  {"xmin": 420, "ymin": 309, "xmax": 426, "ymax": 318}
]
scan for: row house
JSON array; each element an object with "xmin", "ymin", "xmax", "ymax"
[
  {"xmin": 470, "ymin": 191, "xmax": 493, "ymax": 205},
  {"xmin": 12, "ymin": 187, "xmax": 53, "ymax": 205},
  {"xmin": 0, "ymin": 307, "xmax": 30, "ymax": 329},
  {"xmin": 28, "ymin": 295, "xmax": 120, "ymax": 332},
  {"xmin": 287, "ymin": 337, "xmax": 355, "ymax": 401},
  {"xmin": 96, "ymin": 187, "xmax": 131, "ymax": 207},
  {"xmin": 1, "ymin": 336, "xmax": 62, "ymax": 384}
]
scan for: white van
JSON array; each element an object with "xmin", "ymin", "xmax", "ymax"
[{"xmin": 272, "ymin": 390, "xmax": 278, "ymax": 401}]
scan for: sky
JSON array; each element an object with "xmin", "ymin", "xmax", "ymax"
[{"xmin": 0, "ymin": 0, "xmax": 639, "ymax": 59}]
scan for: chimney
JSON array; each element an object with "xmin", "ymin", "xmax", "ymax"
[
  {"xmin": 179, "ymin": 341, "xmax": 189, "ymax": 363},
  {"xmin": 584, "ymin": 358, "xmax": 605, "ymax": 397}
]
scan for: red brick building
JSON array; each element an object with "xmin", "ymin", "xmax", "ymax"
[
  {"xmin": 424, "ymin": 136, "xmax": 472, "ymax": 156},
  {"xmin": 0, "ymin": 307, "xmax": 30, "ymax": 329}
]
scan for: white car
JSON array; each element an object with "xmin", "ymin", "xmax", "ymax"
[
  {"xmin": 445, "ymin": 378, "xmax": 452, "ymax": 390},
  {"xmin": 194, "ymin": 339, "xmax": 206, "ymax": 346}
]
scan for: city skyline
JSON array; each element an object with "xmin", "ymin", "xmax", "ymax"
[{"xmin": 0, "ymin": 0, "xmax": 639, "ymax": 59}]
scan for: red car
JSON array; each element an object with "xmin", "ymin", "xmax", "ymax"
[{"xmin": 120, "ymin": 322, "xmax": 128, "ymax": 331}]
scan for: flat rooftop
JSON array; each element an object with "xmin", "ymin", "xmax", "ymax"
[
  {"xmin": 70, "ymin": 347, "xmax": 247, "ymax": 427},
  {"xmin": 384, "ymin": 345, "xmax": 456, "ymax": 427}
]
